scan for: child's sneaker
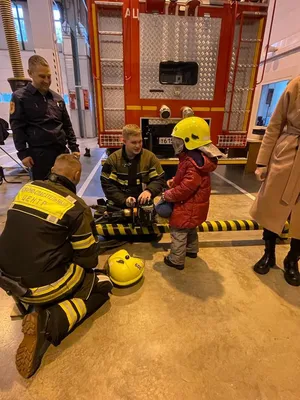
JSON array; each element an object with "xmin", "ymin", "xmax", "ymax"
[{"xmin": 164, "ymin": 256, "xmax": 184, "ymax": 270}]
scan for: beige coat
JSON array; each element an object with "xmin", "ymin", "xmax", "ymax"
[{"xmin": 250, "ymin": 77, "xmax": 300, "ymax": 239}]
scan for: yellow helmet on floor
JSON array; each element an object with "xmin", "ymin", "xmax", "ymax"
[
  {"xmin": 107, "ymin": 250, "xmax": 144, "ymax": 287},
  {"xmin": 171, "ymin": 117, "xmax": 211, "ymax": 150}
]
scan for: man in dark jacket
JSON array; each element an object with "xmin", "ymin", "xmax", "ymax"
[
  {"xmin": 0, "ymin": 154, "xmax": 112, "ymax": 379},
  {"xmin": 101, "ymin": 124, "xmax": 165, "ymax": 207},
  {"xmin": 10, "ymin": 55, "xmax": 80, "ymax": 180}
]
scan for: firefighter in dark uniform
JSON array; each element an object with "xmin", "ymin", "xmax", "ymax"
[
  {"xmin": 10, "ymin": 55, "xmax": 80, "ymax": 180},
  {"xmin": 0, "ymin": 154, "xmax": 112, "ymax": 379},
  {"xmin": 101, "ymin": 124, "xmax": 165, "ymax": 207}
]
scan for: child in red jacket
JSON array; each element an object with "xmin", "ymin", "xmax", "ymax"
[{"xmin": 162, "ymin": 117, "xmax": 223, "ymax": 270}]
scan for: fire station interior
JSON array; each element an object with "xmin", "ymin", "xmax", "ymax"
[{"xmin": 1, "ymin": 0, "xmax": 300, "ymax": 398}]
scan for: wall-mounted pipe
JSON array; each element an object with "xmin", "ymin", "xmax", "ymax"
[{"xmin": 0, "ymin": 0, "xmax": 30, "ymax": 90}]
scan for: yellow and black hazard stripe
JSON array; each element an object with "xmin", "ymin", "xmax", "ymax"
[
  {"xmin": 58, "ymin": 298, "xmax": 87, "ymax": 332},
  {"xmin": 21, "ymin": 264, "xmax": 85, "ymax": 304},
  {"xmin": 71, "ymin": 232, "xmax": 96, "ymax": 250},
  {"xmin": 95, "ymin": 220, "xmax": 290, "ymax": 236}
]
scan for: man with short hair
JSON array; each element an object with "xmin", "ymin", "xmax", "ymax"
[
  {"xmin": 10, "ymin": 55, "xmax": 80, "ymax": 180},
  {"xmin": 101, "ymin": 124, "xmax": 165, "ymax": 207},
  {"xmin": 0, "ymin": 154, "xmax": 112, "ymax": 379}
]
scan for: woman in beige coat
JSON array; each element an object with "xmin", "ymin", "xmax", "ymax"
[{"xmin": 250, "ymin": 76, "xmax": 300, "ymax": 286}]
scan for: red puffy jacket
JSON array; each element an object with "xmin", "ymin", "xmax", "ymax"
[{"xmin": 164, "ymin": 150, "xmax": 217, "ymax": 229}]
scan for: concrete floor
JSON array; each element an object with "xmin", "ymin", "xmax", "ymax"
[{"xmin": 1, "ymin": 139, "xmax": 300, "ymax": 400}]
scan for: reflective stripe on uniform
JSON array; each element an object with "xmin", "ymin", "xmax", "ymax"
[
  {"xmin": 58, "ymin": 300, "xmax": 78, "ymax": 331},
  {"xmin": 21, "ymin": 264, "xmax": 85, "ymax": 304},
  {"xmin": 71, "ymin": 234, "xmax": 96, "ymax": 250},
  {"xmin": 70, "ymin": 298, "xmax": 87, "ymax": 322}
]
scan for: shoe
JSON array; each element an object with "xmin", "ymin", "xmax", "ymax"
[
  {"xmin": 186, "ymin": 252, "xmax": 197, "ymax": 259},
  {"xmin": 284, "ymin": 255, "xmax": 300, "ymax": 287},
  {"xmin": 164, "ymin": 256, "xmax": 184, "ymax": 270},
  {"xmin": 253, "ymin": 240, "xmax": 276, "ymax": 275},
  {"xmin": 16, "ymin": 311, "xmax": 50, "ymax": 379}
]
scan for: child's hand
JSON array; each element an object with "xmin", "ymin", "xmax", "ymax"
[{"xmin": 167, "ymin": 178, "xmax": 174, "ymax": 188}]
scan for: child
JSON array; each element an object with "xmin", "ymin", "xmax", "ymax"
[{"xmin": 162, "ymin": 117, "xmax": 223, "ymax": 270}]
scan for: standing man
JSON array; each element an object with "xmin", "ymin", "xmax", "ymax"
[
  {"xmin": 250, "ymin": 77, "xmax": 300, "ymax": 286},
  {"xmin": 101, "ymin": 124, "xmax": 165, "ymax": 207},
  {"xmin": 10, "ymin": 55, "xmax": 80, "ymax": 180}
]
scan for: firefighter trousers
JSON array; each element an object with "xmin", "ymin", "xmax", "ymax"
[
  {"xmin": 21, "ymin": 264, "xmax": 112, "ymax": 346},
  {"xmin": 169, "ymin": 227, "xmax": 199, "ymax": 265}
]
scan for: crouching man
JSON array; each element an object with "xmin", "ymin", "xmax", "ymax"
[
  {"xmin": 0, "ymin": 154, "xmax": 112, "ymax": 378},
  {"xmin": 101, "ymin": 124, "xmax": 165, "ymax": 208}
]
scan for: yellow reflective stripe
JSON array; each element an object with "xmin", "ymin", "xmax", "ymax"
[
  {"xmin": 117, "ymin": 224, "xmax": 126, "ymax": 235},
  {"xmin": 201, "ymin": 222, "xmax": 209, "ymax": 232},
  {"xmin": 71, "ymin": 298, "xmax": 87, "ymax": 322},
  {"xmin": 22, "ymin": 265, "xmax": 84, "ymax": 303},
  {"xmin": 228, "ymin": 220, "xmax": 237, "ymax": 230},
  {"xmin": 219, "ymin": 220, "xmax": 227, "ymax": 231},
  {"xmin": 210, "ymin": 221, "xmax": 218, "ymax": 231},
  {"xmin": 142, "ymin": 227, "xmax": 149, "ymax": 234},
  {"xmin": 238, "ymin": 220, "xmax": 246, "ymax": 230},
  {"xmin": 109, "ymin": 173, "xmax": 118, "ymax": 182},
  {"xmin": 149, "ymin": 170, "xmax": 158, "ymax": 179},
  {"xmin": 107, "ymin": 224, "xmax": 115, "ymax": 235},
  {"xmin": 71, "ymin": 234, "xmax": 96, "ymax": 250},
  {"xmin": 126, "ymin": 105, "xmax": 141, "ymax": 110},
  {"xmin": 59, "ymin": 300, "xmax": 78, "ymax": 332},
  {"xmin": 13, "ymin": 183, "xmax": 75, "ymax": 220},
  {"xmin": 142, "ymin": 106, "xmax": 157, "ymax": 111},
  {"xmin": 29, "ymin": 264, "xmax": 76, "ymax": 295}
]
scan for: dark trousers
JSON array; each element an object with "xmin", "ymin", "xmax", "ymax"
[
  {"xmin": 263, "ymin": 229, "xmax": 300, "ymax": 257},
  {"xmin": 30, "ymin": 146, "xmax": 67, "ymax": 180},
  {"xmin": 22, "ymin": 266, "xmax": 112, "ymax": 346},
  {"xmin": 45, "ymin": 281, "xmax": 110, "ymax": 346}
]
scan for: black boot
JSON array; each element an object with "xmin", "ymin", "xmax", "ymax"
[
  {"xmin": 254, "ymin": 240, "xmax": 276, "ymax": 275},
  {"xmin": 284, "ymin": 252, "xmax": 300, "ymax": 287}
]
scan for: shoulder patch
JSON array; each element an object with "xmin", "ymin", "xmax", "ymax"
[{"xmin": 9, "ymin": 101, "xmax": 15, "ymax": 114}]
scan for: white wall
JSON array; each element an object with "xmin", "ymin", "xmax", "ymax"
[{"xmin": 248, "ymin": 0, "xmax": 300, "ymax": 139}]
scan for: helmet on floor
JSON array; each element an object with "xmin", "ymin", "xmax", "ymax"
[
  {"xmin": 107, "ymin": 249, "xmax": 144, "ymax": 287},
  {"xmin": 171, "ymin": 117, "xmax": 211, "ymax": 150}
]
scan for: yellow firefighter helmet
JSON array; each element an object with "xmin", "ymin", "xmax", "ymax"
[
  {"xmin": 107, "ymin": 249, "xmax": 144, "ymax": 287},
  {"xmin": 171, "ymin": 116, "xmax": 211, "ymax": 150}
]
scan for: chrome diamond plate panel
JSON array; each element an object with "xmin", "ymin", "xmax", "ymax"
[
  {"xmin": 101, "ymin": 61, "xmax": 123, "ymax": 85},
  {"xmin": 100, "ymin": 35, "xmax": 123, "ymax": 60},
  {"xmin": 98, "ymin": 8, "xmax": 122, "ymax": 33},
  {"xmin": 103, "ymin": 87, "xmax": 124, "ymax": 109},
  {"xmin": 104, "ymin": 110, "xmax": 125, "ymax": 130},
  {"xmin": 140, "ymin": 14, "xmax": 221, "ymax": 100}
]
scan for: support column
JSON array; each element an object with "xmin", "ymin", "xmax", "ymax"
[{"xmin": 27, "ymin": 0, "xmax": 63, "ymax": 95}]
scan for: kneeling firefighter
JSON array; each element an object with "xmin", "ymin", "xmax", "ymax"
[{"xmin": 0, "ymin": 154, "xmax": 113, "ymax": 379}]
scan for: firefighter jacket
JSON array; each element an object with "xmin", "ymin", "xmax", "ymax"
[
  {"xmin": 101, "ymin": 146, "xmax": 165, "ymax": 206},
  {"xmin": 0, "ymin": 174, "xmax": 99, "ymax": 288},
  {"xmin": 10, "ymin": 83, "xmax": 79, "ymax": 161}
]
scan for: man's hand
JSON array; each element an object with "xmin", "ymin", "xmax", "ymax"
[
  {"xmin": 255, "ymin": 166, "xmax": 268, "ymax": 182},
  {"xmin": 167, "ymin": 178, "xmax": 174, "ymax": 188},
  {"xmin": 138, "ymin": 190, "xmax": 152, "ymax": 204},
  {"xmin": 22, "ymin": 156, "xmax": 34, "ymax": 168},
  {"xmin": 126, "ymin": 197, "xmax": 136, "ymax": 207},
  {"xmin": 72, "ymin": 152, "xmax": 80, "ymax": 159}
]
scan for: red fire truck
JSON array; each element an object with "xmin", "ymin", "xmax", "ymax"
[{"xmin": 87, "ymin": 0, "xmax": 272, "ymax": 162}]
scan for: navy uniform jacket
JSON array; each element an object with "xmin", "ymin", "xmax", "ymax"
[{"xmin": 10, "ymin": 83, "xmax": 79, "ymax": 161}]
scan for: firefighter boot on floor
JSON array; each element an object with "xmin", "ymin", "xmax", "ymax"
[
  {"xmin": 254, "ymin": 240, "xmax": 276, "ymax": 275},
  {"xmin": 16, "ymin": 310, "xmax": 51, "ymax": 379},
  {"xmin": 284, "ymin": 253, "xmax": 300, "ymax": 287}
]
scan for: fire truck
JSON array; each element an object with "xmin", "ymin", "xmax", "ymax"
[{"xmin": 87, "ymin": 0, "xmax": 272, "ymax": 162}]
